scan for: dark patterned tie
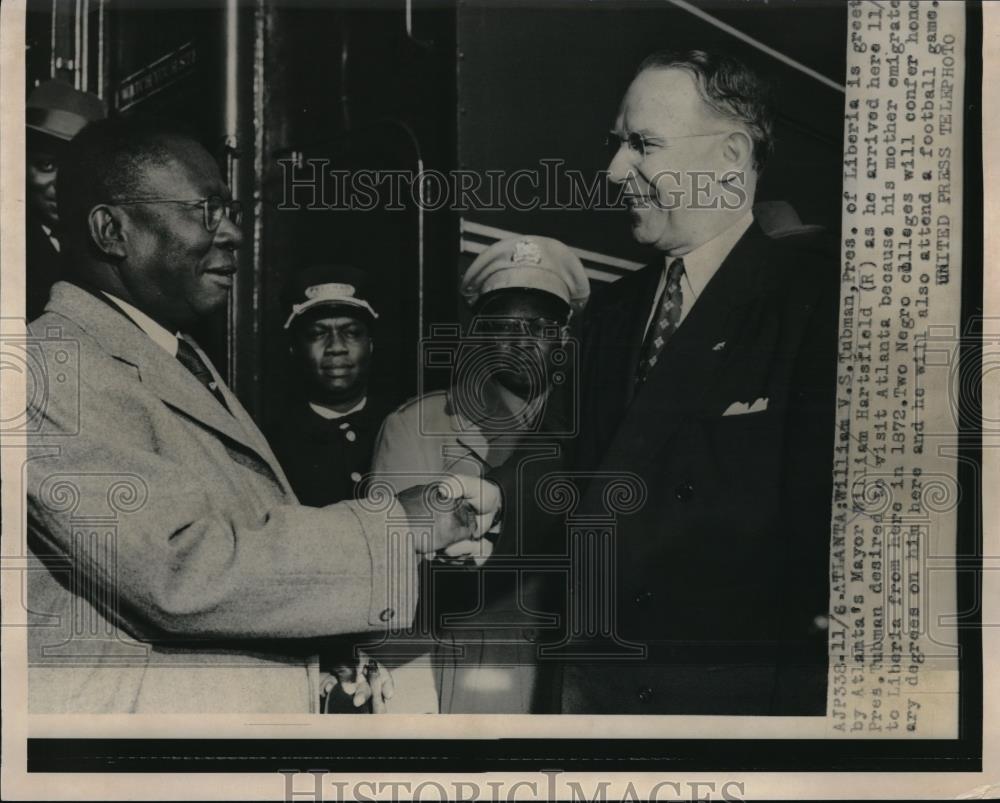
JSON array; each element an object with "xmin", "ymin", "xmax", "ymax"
[
  {"xmin": 176, "ymin": 336, "xmax": 231, "ymax": 412},
  {"xmin": 636, "ymin": 257, "xmax": 686, "ymax": 385}
]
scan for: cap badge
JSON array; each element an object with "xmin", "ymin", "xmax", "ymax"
[
  {"xmin": 511, "ymin": 240, "xmax": 542, "ymax": 266},
  {"xmin": 305, "ymin": 282, "xmax": 355, "ymax": 300}
]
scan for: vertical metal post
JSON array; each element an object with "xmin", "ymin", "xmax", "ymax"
[
  {"xmin": 80, "ymin": 0, "xmax": 89, "ymax": 90},
  {"xmin": 73, "ymin": 0, "xmax": 82, "ymax": 87},
  {"xmin": 96, "ymin": 0, "xmax": 104, "ymax": 99},
  {"xmin": 222, "ymin": 0, "xmax": 240, "ymax": 392},
  {"xmin": 49, "ymin": 0, "xmax": 57, "ymax": 78}
]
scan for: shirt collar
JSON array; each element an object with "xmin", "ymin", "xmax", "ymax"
[
  {"xmin": 100, "ymin": 292, "xmax": 179, "ymax": 357},
  {"xmin": 39, "ymin": 223, "xmax": 60, "ymax": 252},
  {"xmin": 309, "ymin": 397, "xmax": 367, "ymax": 420},
  {"xmin": 670, "ymin": 211, "xmax": 754, "ymax": 300}
]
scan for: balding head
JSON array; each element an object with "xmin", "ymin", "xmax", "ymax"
[
  {"xmin": 55, "ymin": 117, "xmax": 243, "ymax": 331},
  {"xmin": 56, "ymin": 117, "xmax": 197, "ymax": 257}
]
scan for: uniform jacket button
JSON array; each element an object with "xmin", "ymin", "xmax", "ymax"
[
  {"xmin": 637, "ymin": 686, "xmax": 654, "ymax": 703},
  {"xmin": 378, "ymin": 608, "xmax": 395, "ymax": 622},
  {"xmin": 674, "ymin": 480, "xmax": 695, "ymax": 501}
]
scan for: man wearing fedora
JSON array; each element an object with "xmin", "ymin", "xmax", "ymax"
[{"xmin": 25, "ymin": 79, "xmax": 107, "ymax": 320}]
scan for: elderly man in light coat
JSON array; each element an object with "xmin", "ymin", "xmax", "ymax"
[{"xmin": 24, "ymin": 117, "xmax": 496, "ymax": 713}]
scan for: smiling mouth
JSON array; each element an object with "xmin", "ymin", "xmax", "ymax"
[
  {"xmin": 625, "ymin": 198, "xmax": 654, "ymax": 217},
  {"xmin": 204, "ymin": 266, "xmax": 236, "ymax": 284}
]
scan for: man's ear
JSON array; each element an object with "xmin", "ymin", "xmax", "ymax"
[
  {"xmin": 88, "ymin": 205, "xmax": 128, "ymax": 260},
  {"xmin": 721, "ymin": 130, "xmax": 753, "ymax": 173}
]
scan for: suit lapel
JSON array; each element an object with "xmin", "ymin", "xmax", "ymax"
[
  {"xmin": 597, "ymin": 225, "xmax": 777, "ymax": 471},
  {"xmin": 47, "ymin": 283, "xmax": 279, "ymax": 472},
  {"xmin": 585, "ymin": 263, "xmax": 662, "ymax": 439}
]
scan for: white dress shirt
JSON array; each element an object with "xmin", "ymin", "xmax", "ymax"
[{"xmin": 643, "ymin": 211, "xmax": 755, "ymax": 338}]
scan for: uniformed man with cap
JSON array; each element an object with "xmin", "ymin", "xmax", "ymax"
[
  {"xmin": 267, "ymin": 264, "xmax": 405, "ymax": 713},
  {"xmin": 370, "ymin": 235, "xmax": 589, "ymax": 713},
  {"xmin": 25, "ymin": 80, "xmax": 107, "ymax": 320},
  {"xmin": 270, "ymin": 264, "xmax": 396, "ymax": 508}
]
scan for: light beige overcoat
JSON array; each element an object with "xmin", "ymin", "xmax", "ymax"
[{"xmin": 25, "ymin": 282, "xmax": 418, "ymax": 713}]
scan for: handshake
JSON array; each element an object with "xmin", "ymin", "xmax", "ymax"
[
  {"xmin": 321, "ymin": 474, "xmax": 502, "ymax": 713},
  {"xmin": 394, "ymin": 473, "xmax": 501, "ymax": 564}
]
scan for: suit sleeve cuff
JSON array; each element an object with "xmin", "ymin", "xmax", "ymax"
[{"xmin": 344, "ymin": 500, "xmax": 421, "ymax": 629}]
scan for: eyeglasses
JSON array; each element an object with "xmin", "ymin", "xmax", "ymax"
[
  {"xmin": 474, "ymin": 316, "xmax": 567, "ymax": 340},
  {"xmin": 111, "ymin": 195, "xmax": 243, "ymax": 231},
  {"xmin": 604, "ymin": 130, "xmax": 733, "ymax": 160}
]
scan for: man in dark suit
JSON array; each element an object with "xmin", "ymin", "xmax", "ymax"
[
  {"xmin": 25, "ymin": 80, "xmax": 106, "ymax": 320},
  {"xmin": 556, "ymin": 50, "xmax": 838, "ymax": 715}
]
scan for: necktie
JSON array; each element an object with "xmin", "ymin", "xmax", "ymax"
[
  {"xmin": 176, "ymin": 336, "xmax": 231, "ymax": 412},
  {"xmin": 636, "ymin": 257, "xmax": 685, "ymax": 385}
]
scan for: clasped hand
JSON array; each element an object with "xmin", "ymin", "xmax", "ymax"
[{"xmin": 396, "ymin": 473, "xmax": 501, "ymax": 560}]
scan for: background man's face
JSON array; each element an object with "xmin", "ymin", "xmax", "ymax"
[
  {"xmin": 607, "ymin": 67, "xmax": 736, "ymax": 254},
  {"xmin": 475, "ymin": 292, "xmax": 566, "ymax": 399},
  {"xmin": 118, "ymin": 137, "xmax": 242, "ymax": 330},
  {"xmin": 26, "ymin": 140, "xmax": 61, "ymax": 226},
  {"xmin": 292, "ymin": 310, "xmax": 373, "ymax": 404}
]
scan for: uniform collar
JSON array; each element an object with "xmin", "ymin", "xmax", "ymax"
[{"xmin": 309, "ymin": 396, "xmax": 367, "ymax": 420}]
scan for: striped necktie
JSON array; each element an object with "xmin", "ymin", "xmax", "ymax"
[
  {"xmin": 176, "ymin": 336, "xmax": 231, "ymax": 412},
  {"xmin": 636, "ymin": 257, "xmax": 685, "ymax": 385}
]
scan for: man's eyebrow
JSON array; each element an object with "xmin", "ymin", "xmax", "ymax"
[
  {"xmin": 612, "ymin": 125, "xmax": 661, "ymax": 139},
  {"xmin": 198, "ymin": 183, "xmax": 231, "ymax": 198}
]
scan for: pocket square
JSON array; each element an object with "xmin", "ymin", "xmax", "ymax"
[{"xmin": 722, "ymin": 397, "xmax": 768, "ymax": 416}]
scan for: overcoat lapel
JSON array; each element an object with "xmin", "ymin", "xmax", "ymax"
[
  {"xmin": 45, "ymin": 282, "xmax": 283, "ymax": 476},
  {"xmin": 186, "ymin": 336, "xmax": 295, "ymax": 492}
]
